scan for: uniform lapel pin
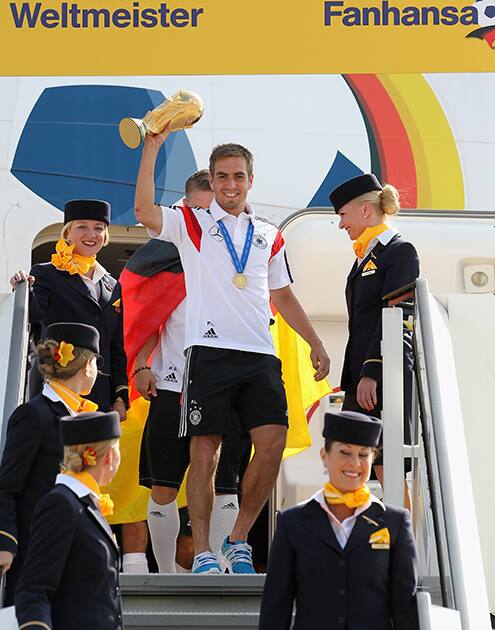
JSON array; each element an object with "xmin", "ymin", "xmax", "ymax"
[{"xmin": 369, "ymin": 527, "xmax": 390, "ymax": 549}]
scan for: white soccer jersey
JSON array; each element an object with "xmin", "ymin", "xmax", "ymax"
[
  {"xmin": 149, "ymin": 199, "xmax": 292, "ymax": 356},
  {"xmin": 151, "ymin": 298, "xmax": 186, "ymax": 393}
]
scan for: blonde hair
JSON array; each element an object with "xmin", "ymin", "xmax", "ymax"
[
  {"xmin": 353, "ymin": 184, "xmax": 400, "ymax": 217},
  {"xmin": 37, "ymin": 339, "xmax": 96, "ymax": 381},
  {"xmin": 62, "ymin": 438, "xmax": 118, "ymax": 473},
  {"xmin": 61, "ymin": 221, "xmax": 110, "ymax": 247}
]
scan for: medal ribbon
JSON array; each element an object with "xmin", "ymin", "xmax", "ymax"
[{"xmin": 217, "ymin": 219, "xmax": 254, "ymax": 275}]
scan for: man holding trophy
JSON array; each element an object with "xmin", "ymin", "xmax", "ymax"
[{"xmin": 133, "ymin": 93, "xmax": 330, "ymax": 574}]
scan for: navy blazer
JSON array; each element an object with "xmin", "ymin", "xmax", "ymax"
[
  {"xmin": 15, "ymin": 484, "xmax": 123, "ymax": 630},
  {"xmin": 259, "ymin": 499, "xmax": 419, "ymax": 630},
  {"xmin": 341, "ymin": 234, "xmax": 419, "ymax": 391},
  {"xmin": 0, "ymin": 393, "xmax": 67, "ymax": 603},
  {"xmin": 0, "ymin": 393, "xmax": 67, "ymax": 558},
  {"xmin": 29, "ymin": 262, "xmax": 128, "ymax": 409}
]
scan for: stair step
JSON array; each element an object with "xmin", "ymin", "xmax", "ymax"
[
  {"xmin": 121, "ymin": 574, "xmax": 266, "ymax": 620},
  {"xmin": 123, "ymin": 611, "xmax": 259, "ymax": 629},
  {"xmin": 120, "ymin": 573, "xmax": 266, "ymax": 595}
]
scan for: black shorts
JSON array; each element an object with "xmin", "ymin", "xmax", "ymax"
[
  {"xmin": 179, "ymin": 346, "xmax": 288, "ymax": 438},
  {"xmin": 139, "ymin": 388, "xmax": 247, "ymax": 492}
]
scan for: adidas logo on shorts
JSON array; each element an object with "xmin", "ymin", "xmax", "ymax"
[
  {"xmin": 149, "ymin": 510, "xmax": 166, "ymax": 518},
  {"xmin": 164, "ymin": 372, "xmax": 178, "ymax": 383},
  {"xmin": 222, "ymin": 502, "xmax": 238, "ymax": 510}
]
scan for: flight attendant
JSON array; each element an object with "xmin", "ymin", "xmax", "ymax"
[
  {"xmin": 15, "ymin": 410, "xmax": 123, "ymax": 630},
  {"xmin": 259, "ymin": 411, "xmax": 419, "ymax": 630},
  {"xmin": 9, "ymin": 198, "xmax": 128, "ymax": 416},
  {"xmin": 329, "ymin": 174, "xmax": 420, "ymax": 492},
  {"xmin": 9, "ymin": 200, "xmax": 149, "ymax": 571},
  {"xmin": 0, "ymin": 322, "xmax": 100, "ymax": 603}
]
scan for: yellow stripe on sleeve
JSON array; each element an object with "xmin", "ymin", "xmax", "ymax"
[{"xmin": 0, "ymin": 529, "xmax": 18, "ymax": 545}]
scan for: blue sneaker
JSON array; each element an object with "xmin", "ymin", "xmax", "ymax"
[
  {"xmin": 221, "ymin": 537, "xmax": 256, "ymax": 574},
  {"xmin": 192, "ymin": 551, "xmax": 222, "ymax": 574}
]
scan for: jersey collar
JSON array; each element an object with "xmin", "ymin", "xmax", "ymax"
[{"xmin": 209, "ymin": 197, "xmax": 255, "ymax": 222}]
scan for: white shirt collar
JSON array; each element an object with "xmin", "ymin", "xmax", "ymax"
[
  {"xmin": 55, "ymin": 472, "xmax": 99, "ymax": 503},
  {"xmin": 357, "ymin": 226, "xmax": 398, "ymax": 263},
  {"xmin": 82, "ymin": 260, "xmax": 107, "ymax": 285},
  {"xmin": 209, "ymin": 197, "xmax": 255, "ymax": 222},
  {"xmin": 376, "ymin": 226, "xmax": 398, "ymax": 246},
  {"xmin": 42, "ymin": 383, "xmax": 76, "ymax": 415}
]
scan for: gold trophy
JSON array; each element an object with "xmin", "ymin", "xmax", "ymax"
[{"xmin": 119, "ymin": 89, "xmax": 204, "ymax": 149}]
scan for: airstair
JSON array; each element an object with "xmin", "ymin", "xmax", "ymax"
[
  {"xmin": 121, "ymin": 574, "xmax": 263, "ymax": 629},
  {"xmin": 0, "ymin": 250, "xmax": 493, "ymax": 628}
]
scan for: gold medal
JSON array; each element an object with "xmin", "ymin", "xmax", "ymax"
[{"xmin": 233, "ymin": 273, "xmax": 248, "ymax": 289}]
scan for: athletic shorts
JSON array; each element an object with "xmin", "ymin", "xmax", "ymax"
[
  {"xmin": 139, "ymin": 388, "xmax": 248, "ymax": 492},
  {"xmin": 179, "ymin": 346, "xmax": 288, "ymax": 438}
]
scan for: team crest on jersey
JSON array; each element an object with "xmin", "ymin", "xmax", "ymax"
[
  {"xmin": 362, "ymin": 260, "xmax": 378, "ymax": 276},
  {"xmin": 208, "ymin": 226, "xmax": 224, "ymax": 241},
  {"xmin": 253, "ymin": 233, "xmax": 268, "ymax": 249}
]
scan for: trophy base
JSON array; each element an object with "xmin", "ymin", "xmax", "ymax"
[{"xmin": 119, "ymin": 118, "xmax": 146, "ymax": 149}]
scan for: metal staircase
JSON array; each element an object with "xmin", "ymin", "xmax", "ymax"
[{"xmin": 121, "ymin": 574, "xmax": 265, "ymax": 629}]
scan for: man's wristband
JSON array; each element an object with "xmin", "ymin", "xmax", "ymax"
[{"xmin": 132, "ymin": 366, "xmax": 151, "ymax": 378}]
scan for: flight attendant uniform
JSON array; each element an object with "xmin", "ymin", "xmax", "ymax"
[
  {"xmin": 28, "ymin": 199, "xmax": 128, "ymax": 411},
  {"xmin": 330, "ymin": 175, "xmax": 420, "ymax": 461},
  {"xmin": 15, "ymin": 411, "xmax": 123, "ymax": 630},
  {"xmin": 0, "ymin": 323, "xmax": 100, "ymax": 604},
  {"xmin": 259, "ymin": 411, "xmax": 419, "ymax": 630}
]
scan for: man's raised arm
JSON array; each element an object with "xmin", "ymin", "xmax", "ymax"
[{"xmin": 134, "ymin": 128, "xmax": 170, "ymax": 234}]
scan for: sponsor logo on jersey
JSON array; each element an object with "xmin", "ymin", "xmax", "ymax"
[
  {"xmin": 202, "ymin": 320, "xmax": 218, "ymax": 338},
  {"xmin": 208, "ymin": 226, "xmax": 224, "ymax": 241}
]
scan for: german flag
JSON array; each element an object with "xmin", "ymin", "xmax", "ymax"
[
  {"xmin": 103, "ymin": 225, "xmax": 187, "ymax": 524},
  {"xmin": 120, "ymin": 236, "xmax": 185, "ymax": 400}
]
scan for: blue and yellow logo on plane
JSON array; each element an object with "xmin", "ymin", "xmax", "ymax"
[{"xmin": 467, "ymin": 1, "xmax": 495, "ymax": 47}]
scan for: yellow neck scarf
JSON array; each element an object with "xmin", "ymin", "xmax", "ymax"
[
  {"xmin": 50, "ymin": 380, "xmax": 98, "ymax": 414},
  {"xmin": 324, "ymin": 481, "xmax": 371, "ymax": 509},
  {"xmin": 51, "ymin": 239, "xmax": 96, "ymax": 276},
  {"xmin": 353, "ymin": 223, "xmax": 389, "ymax": 259},
  {"xmin": 64, "ymin": 470, "xmax": 114, "ymax": 517}
]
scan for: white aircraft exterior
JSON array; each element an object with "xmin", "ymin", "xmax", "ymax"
[{"xmin": 0, "ymin": 73, "xmax": 495, "ymax": 621}]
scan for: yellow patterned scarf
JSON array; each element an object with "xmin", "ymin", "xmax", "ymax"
[
  {"xmin": 324, "ymin": 482, "xmax": 371, "ymax": 509},
  {"xmin": 64, "ymin": 470, "xmax": 114, "ymax": 517},
  {"xmin": 49, "ymin": 380, "xmax": 98, "ymax": 413},
  {"xmin": 51, "ymin": 239, "xmax": 96, "ymax": 276},
  {"xmin": 353, "ymin": 224, "xmax": 389, "ymax": 259}
]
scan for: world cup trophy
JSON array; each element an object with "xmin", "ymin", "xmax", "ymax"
[{"xmin": 119, "ymin": 90, "xmax": 204, "ymax": 149}]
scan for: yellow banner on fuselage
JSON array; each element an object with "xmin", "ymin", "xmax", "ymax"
[{"xmin": 0, "ymin": 0, "xmax": 494, "ymax": 75}]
